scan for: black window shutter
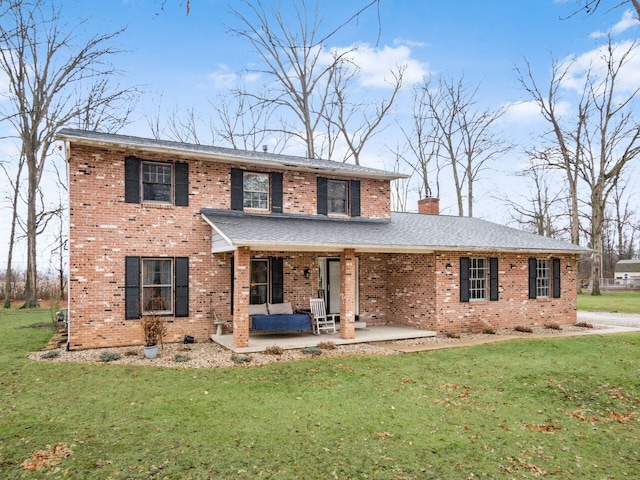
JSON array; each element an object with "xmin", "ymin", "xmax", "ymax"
[
  {"xmin": 270, "ymin": 257, "xmax": 284, "ymax": 304},
  {"xmin": 125, "ymin": 256, "xmax": 141, "ymax": 319},
  {"xmin": 174, "ymin": 162, "xmax": 189, "ymax": 206},
  {"xmin": 350, "ymin": 180, "xmax": 361, "ymax": 217},
  {"xmin": 552, "ymin": 257, "xmax": 561, "ymax": 298},
  {"xmin": 317, "ymin": 177, "xmax": 328, "ymax": 215},
  {"xmin": 271, "ymin": 172, "xmax": 283, "ymax": 213},
  {"xmin": 230, "ymin": 168, "xmax": 244, "ymax": 210},
  {"xmin": 124, "ymin": 156, "xmax": 140, "ymax": 203},
  {"xmin": 175, "ymin": 257, "xmax": 189, "ymax": 317},
  {"xmin": 489, "ymin": 257, "xmax": 499, "ymax": 301},
  {"xmin": 528, "ymin": 257, "xmax": 537, "ymax": 299},
  {"xmin": 460, "ymin": 257, "xmax": 470, "ymax": 303}
]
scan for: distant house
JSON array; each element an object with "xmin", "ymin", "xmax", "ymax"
[
  {"xmin": 56, "ymin": 128, "xmax": 589, "ymax": 350},
  {"xmin": 615, "ymin": 260, "xmax": 640, "ymax": 281}
]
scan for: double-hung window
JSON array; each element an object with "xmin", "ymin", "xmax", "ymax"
[
  {"xmin": 327, "ymin": 180, "xmax": 348, "ymax": 215},
  {"xmin": 243, "ymin": 172, "xmax": 270, "ymax": 209},
  {"xmin": 142, "ymin": 162, "xmax": 172, "ymax": 203},
  {"xmin": 536, "ymin": 259, "xmax": 550, "ymax": 298},
  {"xmin": 469, "ymin": 258, "xmax": 487, "ymax": 300},
  {"xmin": 125, "ymin": 156, "xmax": 189, "ymax": 206},
  {"xmin": 142, "ymin": 259, "xmax": 173, "ymax": 314}
]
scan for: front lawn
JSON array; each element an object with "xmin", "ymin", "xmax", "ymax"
[
  {"xmin": 577, "ymin": 290, "xmax": 640, "ymax": 314},
  {"xmin": 1, "ymin": 308, "xmax": 639, "ymax": 479}
]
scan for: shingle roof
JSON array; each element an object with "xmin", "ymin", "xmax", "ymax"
[
  {"xmin": 56, "ymin": 128, "xmax": 405, "ymax": 180},
  {"xmin": 615, "ymin": 260, "xmax": 640, "ymax": 273},
  {"xmin": 201, "ymin": 209, "xmax": 590, "ymax": 254}
]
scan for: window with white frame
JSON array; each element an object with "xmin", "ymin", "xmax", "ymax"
[
  {"xmin": 327, "ymin": 179, "xmax": 348, "ymax": 215},
  {"xmin": 536, "ymin": 259, "xmax": 550, "ymax": 298},
  {"xmin": 142, "ymin": 162, "xmax": 172, "ymax": 203},
  {"xmin": 243, "ymin": 172, "xmax": 270, "ymax": 209},
  {"xmin": 142, "ymin": 258, "xmax": 173, "ymax": 314},
  {"xmin": 469, "ymin": 258, "xmax": 487, "ymax": 300},
  {"xmin": 250, "ymin": 259, "xmax": 269, "ymax": 304}
]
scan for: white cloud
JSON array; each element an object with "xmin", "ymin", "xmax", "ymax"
[
  {"xmin": 590, "ymin": 9, "xmax": 639, "ymax": 38},
  {"xmin": 560, "ymin": 39, "xmax": 640, "ymax": 95},
  {"xmin": 327, "ymin": 42, "xmax": 429, "ymax": 89},
  {"xmin": 503, "ymin": 99, "xmax": 572, "ymax": 125},
  {"xmin": 207, "ymin": 64, "xmax": 238, "ymax": 89}
]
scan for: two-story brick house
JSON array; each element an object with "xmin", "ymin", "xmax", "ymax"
[{"xmin": 57, "ymin": 128, "xmax": 589, "ymax": 350}]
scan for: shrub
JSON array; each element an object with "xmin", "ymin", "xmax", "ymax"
[
  {"xmin": 301, "ymin": 347, "xmax": 323, "ymax": 356},
  {"xmin": 100, "ymin": 351, "xmax": 121, "ymax": 362},
  {"xmin": 482, "ymin": 328, "xmax": 496, "ymax": 335},
  {"xmin": 264, "ymin": 345, "xmax": 284, "ymax": 355},
  {"xmin": 446, "ymin": 332, "xmax": 461, "ymax": 339},
  {"xmin": 174, "ymin": 353, "xmax": 190, "ymax": 363},
  {"xmin": 231, "ymin": 354, "xmax": 252, "ymax": 364},
  {"xmin": 41, "ymin": 350, "xmax": 59, "ymax": 359},
  {"xmin": 514, "ymin": 325, "xmax": 533, "ymax": 333},
  {"xmin": 545, "ymin": 322, "xmax": 562, "ymax": 330},
  {"xmin": 317, "ymin": 341, "xmax": 336, "ymax": 350},
  {"xmin": 576, "ymin": 322, "xmax": 594, "ymax": 329},
  {"xmin": 124, "ymin": 350, "xmax": 139, "ymax": 357}
]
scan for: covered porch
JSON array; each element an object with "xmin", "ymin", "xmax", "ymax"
[{"xmin": 210, "ymin": 324, "xmax": 437, "ymax": 353}]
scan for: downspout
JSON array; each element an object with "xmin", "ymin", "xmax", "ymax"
[{"xmin": 65, "ymin": 140, "xmax": 71, "ymax": 351}]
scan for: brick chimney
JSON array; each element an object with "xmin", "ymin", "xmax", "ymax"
[{"xmin": 418, "ymin": 197, "xmax": 440, "ymax": 215}]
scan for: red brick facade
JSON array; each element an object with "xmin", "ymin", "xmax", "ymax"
[{"xmin": 66, "ymin": 141, "xmax": 579, "ymax": 350}]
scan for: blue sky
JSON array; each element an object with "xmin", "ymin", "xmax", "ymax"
[{"xmin": 2, "ymin": 0, "xmax": 639, "ymax": 272}]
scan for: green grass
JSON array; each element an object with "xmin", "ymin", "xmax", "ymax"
[
  {"xmin": 578, "ymin": 290, "xmax": 640, "ymax": 314},
  {"xmin": 1, "ymin": 308, "xmax": 639, "ymax": 479}
]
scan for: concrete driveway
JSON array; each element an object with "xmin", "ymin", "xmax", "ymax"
[{"xmin": 577, "ymin": 311, "xmax": 640, "ymax": 328}]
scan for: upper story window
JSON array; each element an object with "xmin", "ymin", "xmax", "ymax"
[
  {"xmin": 536, "ymin": 259, "xmax": 550, "ymax": 298},
  {"xmin": 125, "ymin": 156, "xmax": 189, "ymax": 206},
  {"xmin": 317, "ymin": 177, "xmax": 360, "ymax": 217},
  {"xmin": 243, "ymin": 172, "xmax": 270, "ymax": 210},
  {"xmin": 142, "ymin": 162, "xmax": 172, "ymax": 203},
  {"xmin": 469, "ymin": 258, "xmax": 487, "ymax": 300},
  {"xmin": 230, "ymin": 168, "xmax": 283, "ymax": 213},
  {"xmin": 328, "ymin": 180, "xmax": 348, "ymax": 215}
]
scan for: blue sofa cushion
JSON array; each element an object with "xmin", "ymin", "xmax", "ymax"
[{"xmin": 251, "ymin": 313, "xmax": 312, "ymax": 331}]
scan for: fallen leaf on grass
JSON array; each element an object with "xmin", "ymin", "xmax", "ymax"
[
  {"xmin": 375, "ymin": 432, "xmax": 393, "ymax": 439},
  {"xmin": 21, "ymin": 443, "xmax": 73, "ymax": 471},
  {"xmin": 525, "ymin": 423, "xmax": 562, "ymax": 432}
]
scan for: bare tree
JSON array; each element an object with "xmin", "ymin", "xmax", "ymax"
[
  {"xmin": 567, "ymin": 0, "xmax": 640, "ymax": 19},
  {"xmin": 504, "ymin": 155, "xmax": 567, "ymax": 237},
  {"xmin": 413, "ymin": 75, "xmax": 509, "ymax": 216},
  {"xmin": 1, "ymin": 153, "xmax": 24, "ymax": 308},
  {"xmin": 397, "ymin": 81, "xmax": 443, "ymax": 199},
  {"xmin": 0, "ymin": 0, "xmax": 138, "ymax": 307},
  {"xmin": 330, "ymin": 64, "xmax": 404, "ymax": 165},
  {"xmin": 229, "ymin": 0, "xmax": 387, "ymax": 161},
  {"xmin": 518, "ymin": 38, "xmax": 640, "ymax": 295}
]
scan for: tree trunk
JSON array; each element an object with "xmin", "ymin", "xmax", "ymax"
[{"xmin": 22, "ymin": 149, "xmax": 39, "ymax": 309}]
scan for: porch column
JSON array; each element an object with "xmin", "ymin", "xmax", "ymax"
[
  {"xmin": 339, "ymin": 248, "xmax": 356, "ymax": 339},
  {"xmin": 233, "ymin": 246, "xmax": 251, "ymax": 348}
]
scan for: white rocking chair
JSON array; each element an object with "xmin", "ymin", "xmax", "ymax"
[{"xmin": 309, "ymin": 298, "xmax": 337, "ymax": 335}]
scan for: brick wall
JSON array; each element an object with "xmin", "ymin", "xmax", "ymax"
[{"xmin": 67, "ymin": 142, "xmax": 578, "ymax": 349}]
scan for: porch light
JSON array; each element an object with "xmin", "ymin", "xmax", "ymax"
[{"xmin": 304, "ymin": 268, "xmax": 311, "ymax": 279}]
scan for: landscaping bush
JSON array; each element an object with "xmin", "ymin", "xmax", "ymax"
[
  {"xmin": 301, "ymin": 347, "xmax": 323, "ymax": 356},
  {"xmin": 100, "ymin": 351, "xmax": 121, "ymax": 362},
  {"xmin": 231, "ymin": 354, "xmax": 252, "ymax": 364},
  {"xmin": 317, "ymin": 341, "xmax": 336, "ymax": 350},
  {"xmin": 576, "ymin": 321, "xmax": 594, "ymax": 328},
  {"xmin": 514, "ymin": 325, "xmax": 533, "ymax": 333},
  {"xmin": 41, "ymin": 350, "xmax": 59, "ymax": 359},
  {"xmin": 174, "ymin": 353, "xmax": 190, "ymax": 363},
  {"xmin": 482, "ymin": 328, "xmax": 496, "ymax": 335},
  {"xmin": 264, "ymin": 345, "xmax": 284, "ymax": 355},
  {"xmin": 545, "ymin": 322, "xmax": 562, "ymax": 330}
]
